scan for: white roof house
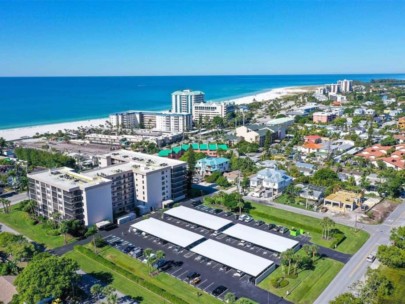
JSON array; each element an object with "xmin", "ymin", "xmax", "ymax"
[
  {"xmin": 250, "ymin": 168, "xmax": 292, "ymax": 191},
  {"xmin": 164, "ymin": 206, "xmax": 232, "ymax": 231},
  {"xmin": 131, "ymin": 218, "xmax": 204, "ymax": 248},
  {"xmin": 191, "ymin": 239, "xmax": 274, "ymax": 277},
  {"xmin": 223, "ymin": 224, "xmax": 299, "ymax": 253}
]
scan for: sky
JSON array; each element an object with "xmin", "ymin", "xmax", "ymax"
[{"xmin": 0, "ymin": 0, "xmax": 404, "ymax": 76}]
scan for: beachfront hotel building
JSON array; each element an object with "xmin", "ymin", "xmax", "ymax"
[
  {"xmin": 28, "ymin": 167, "xmax": 113, "ymax": 226},
  {"xmin": 192, "ymin": 101, "xmax": 235, "ymax": 121},
  {"xmin": 171, "ymin": 89, "xmax": 205, "ymax": 115},
  {"xmin": 28, "ymin": 151, "xmax": 187, "ymax": 225},
  {"xmin": 109, "ymin": 110, "xmax": 192, "ymax": 133}
]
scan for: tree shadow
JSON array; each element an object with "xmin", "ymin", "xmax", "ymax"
[
  {"xmin": 89, "ymin": 271, "xmax": 114, "ymax": 285},
  {"xmin": 119, "ymin": 295, "xmax": 143, "ymax": 303}
]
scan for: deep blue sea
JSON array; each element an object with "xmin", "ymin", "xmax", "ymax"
[{"xmin": 1, "ymin": 74, "xmax": 404, "ymax": 129}]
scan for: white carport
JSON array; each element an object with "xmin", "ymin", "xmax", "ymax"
[
  {"xmin": 191, "ymin": 239, "xmax": 275, "ymax": 284},
  {"xmin": 131, "ymin": 218, "xmax": 204, "ymax": 248},
  {"xmin": 164, "ymin": 206, "xmax": 233, "ymax": 231},
  {"xmin": 223, "ymin": 224, "xmax": 300, "ymax": 253}
]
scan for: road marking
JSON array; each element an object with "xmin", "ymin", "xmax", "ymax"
[
  {"xmin": 204, "ymin": 282, "xmax": 215, "ymax": 291},
  {"xmin": 178, "ymin": 270, "xmax": 188, "ymax": 278},
  {"xmin": 171, "ymin": 267, "xmax": 183, "ymax": 275},
  {"xmin": 349, "ymin": 246, "xmax": 376, "ymax": 277}
]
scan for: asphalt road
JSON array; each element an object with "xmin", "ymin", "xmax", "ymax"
[{"xmin": 314, "ymin": 200, "xmax": 405, "ymax": 303}]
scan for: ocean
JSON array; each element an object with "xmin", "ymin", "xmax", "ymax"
[{"xmin": 1, "ymin": 74, "xmax": 404, "ymax": 130}]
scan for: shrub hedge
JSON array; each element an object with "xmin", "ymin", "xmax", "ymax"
[{"xmin": 74, "ymin": 246, "xmax": 188, "ymax": 304}]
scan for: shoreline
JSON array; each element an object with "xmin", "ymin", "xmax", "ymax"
[{"xmin": 0, "ymin": 84, "xmax": 318, "ymax": 141}]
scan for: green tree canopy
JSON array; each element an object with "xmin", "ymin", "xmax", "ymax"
[{"xmin": 14, "ymin": 255, "xmax": 79, "ymax": 304}]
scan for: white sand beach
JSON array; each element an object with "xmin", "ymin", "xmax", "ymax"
[
  {"xmin": 0, "ymin": 118, "xmax": 108, "ymax": 141},
  {"xmin": 224, "ymin": 86, "xmax": 316, "ymax": 105},
  {"xmin": 0, "ymin": 85, "xmax": 317, "ymax": 142}
]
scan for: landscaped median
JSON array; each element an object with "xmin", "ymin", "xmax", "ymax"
[
  {"xmin": 65, "ymin": 245, "xmax": 222, "ymax": 304},
  {"xmin": 247, "ymin": 202, "xmax": 369, "ymax": 255}
]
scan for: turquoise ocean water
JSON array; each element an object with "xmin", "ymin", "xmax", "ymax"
[{"xmin": 0, "ymin": 74, "xmax": 404, "ymax": 129}]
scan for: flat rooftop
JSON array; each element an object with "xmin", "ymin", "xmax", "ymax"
[
  {"xmin": 28, "ymin": 167, "xmax": 110, "ymax": 190},
  {"xmin": 100, "ymin": 150, "xmax": 186, "ymax": 168},
  {"xmin": 325, "ymin": 190, "xmax": 362, "ymax": 203},
  {"xmin": 222, "ymin": 224, "xmax": 299, "ymax": 253},
  {"xmin": 131, "ymin": 218, "xmax": 205, "ymax": 248},
  {"xmin": 191, "ymin": 239, "xmax": 274, "ymax": 277},
  {"xmin": 84, "ymin": 162, "xmax": 136, "ymax": 178},
  {"xmin": 164, "ymin": 206, "xmax": 233, "ymax": 231}
]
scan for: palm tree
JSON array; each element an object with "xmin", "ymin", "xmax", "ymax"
[
  {"xmin": 0, "ymin": 198, "xmax": 11, "ymax": 214},
  {"xmin": 59, "ymin": 221, "xmax": 69, "ymax": 245},
  {"xmin": 155, "ymin": 250, "xmax": 165, "ymax": 261},
  {"xmin": 224, "ymin": 292, "xmax": 236, "ymax": 303},
  {"xmin": 107, "ymin": 293, "xmax": 118, "ymax": 304},
  {"xmin": 237, "ymin": 201, "xmax": 245, "ymax": 215},
  {"xmin": 90, "ymin": 283, "xmax": 103, "ymax": 300},
  {"xmin": 26, "ymin": 199, "xmax": 37, "ymax": 217},
  {"xmin": 310, "ymin": 244, "xmax": 319, "ymax": 259},
  {"xmin": 281, "ymin": 249, "xmax": 295, "ymax": 275},
  {"xmin": 51, "ymin": 211, "xmax": 61, "ymax": 229}
]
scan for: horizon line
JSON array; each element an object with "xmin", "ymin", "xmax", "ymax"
[{"xmin": 1, "ymin": 72, "xmax": 405, "ymax": 78}]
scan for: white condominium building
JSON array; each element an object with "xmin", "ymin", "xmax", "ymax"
[
  {"xmin": 192, "ymin": 102, "xmax": 235, "ymax": 121},
  {"xmin": 109, "ymin": 110, "xmax": 192, "ymax": 133},
  {"xmin": 96, "ymin": 150, "xmax": 187, "ymax": 211},
  {"xmin": 338, "ymin": 79, "xmax": 353, "ymax": 93},
  {"xmin": 28, "ymin": 168, "xmax": 113, "ymax": 226},
  {"xmin": 171, "ymin": 89, "xmax": 205, "ymax": 114},
  {"xmin": 28, "ymin": 151, "xmax": 187, "ymax": 226}
]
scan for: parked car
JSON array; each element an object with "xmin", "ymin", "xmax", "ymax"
[
  {"xmin": 279, "ymin": 227, "xmax": 289, "ymax": 234},
  {"xmin": 223, "ymin": 211, "xmax": 233, "ymax": 217},
  {"xmin": 212, "ymin": 285, "xmax": 228, "ymax": 297},
  {"xmin": 366, "ymin": 254, "xmax": 376, "ymax": 262},
  {"xmin": 267, "ymin": 223, "xmax": 276, "ymax": 230},
  {"xmin": 190, "ymin": 277, "xmax": 201, "ymax": 285},
  {"xmin": 186, "ymin": 272, "xmax": 200, "ymax": 281},
  {"xmin": 254, "ymin": 220, "xmax": 264, "ymax": 226}
]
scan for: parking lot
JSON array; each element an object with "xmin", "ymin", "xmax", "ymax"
[
  {"xmin": 98, "ymin": 199, "xmax": 351, "ymax": 304},
  {"xmin": 103, "ymin": 223, "xmax": 291, "ymax": 304}
]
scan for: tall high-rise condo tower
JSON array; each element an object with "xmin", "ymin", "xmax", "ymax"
[{"xmin": 171, "ymin": 89, "xmax": 205, "ymax": 115}]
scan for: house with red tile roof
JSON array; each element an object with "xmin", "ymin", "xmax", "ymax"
[{"xmin": 355, "ymin": 144, "xmax": 391, "ymax": 160}]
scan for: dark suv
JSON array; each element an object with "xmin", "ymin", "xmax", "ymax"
[{"xmin": 212, "ymin": 285, "xmax": 228, "ymax": 297}]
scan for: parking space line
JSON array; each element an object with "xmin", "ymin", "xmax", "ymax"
[
  {"xmin": 171, "ymin": 267, "xmax": 183, "ymax": 275},
  {"xmin": 204, "ymin": 282, "xmax": 215, "ymax": 291},
  {"xmin": 178, "ymin": 270, "xmax": 188, "ymax": 278}
]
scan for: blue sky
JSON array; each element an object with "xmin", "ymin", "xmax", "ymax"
[{"xmin": 0, "ymin": 0, "xmax": 404, "ymax": 76}]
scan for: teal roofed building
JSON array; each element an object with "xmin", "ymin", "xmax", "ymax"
[
  {"xmin": 158, "ymin": 142, "xmax": 228, "ymax": 159},
  {"xmin": 195, "ymin": 157, "xmax": 230, "ymax": 176}
]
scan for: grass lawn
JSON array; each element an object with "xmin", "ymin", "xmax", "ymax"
[
  {"xmin": 379, "ymin": 265, "xmax": 405, "ymax": 304},
  {"xmin": 98, "ymin": 246, "xmax": 221, "ymax": 304},
  {"xmin": 0, "ymin": 204, "xmax": 71, "ymax": 248},
  {"xmin": 65, "ymin": 249, "xmax": 163, "ymax": 304},
  {"xmin": 259, "ymin": 252, "xmax": 344, "ymax": 304},
  {"xmin": 66, "ymin": 245, "xmax": 221, "ymax": 304},
  {"xmin": 247, "ymin": 202, "xmax": 369, "ymax": 254},
  {"xmin": 274, "ymin": 195, "xmax": 310, "ymax": 211}
]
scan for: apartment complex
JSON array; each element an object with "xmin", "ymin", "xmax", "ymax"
[
  {"xmin": 28, "ymin": 151, "xmax": 187, "ymax": 226},
  {"xmin": 96, "ymin": 150, "xmax": 188, "ymax": 209},
  {"xmin": 28, "ymin": 167, "xmax": 113, "ymax": 226},
  {"xmin": 192, "ymin": 102, "xmax": 235, "ymax": 121},
  {"xmin": 313, "ymin": 111, "xmax": 337, "ymax": 123},
  {"xmin": 338, "ymin": 79, "xmax": 353, "ymax": 93},
  {"xmin": 109, "ymin": 110, "xmax": 192, "ymax": 133},
  {"xmin": 171, "ymin": 90, "xmax": 205, "ymax": 115}
]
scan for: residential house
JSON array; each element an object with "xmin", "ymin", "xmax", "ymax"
[
  {"xmin": 295, "ymin": 162, "xmax": 316, "ymax": 176},
  {"xmin": 0, "ymin": 276, "xmax": 17, "ymax": 304},
  {"xmin": 323, "ymin": 190, "xmax": 363, "ymax": 212},
  {"xmin": 313, "ymin": 111, "xmax": 336, "ymax": 123},
  {"xmin": 195, "ymin": 157, "xmax": 230, "ymax": 176},
  {"xmin": 235, "ymin": 124, "xmax": 275, "ymax": 146},
  {"xmin": 399, "ymin": 117, "xmax": 405, "ymax": 130},
  {"xmin": 296, "ymin": 184, "xmax": 325, "ymax": 206},
  {"xmin": 250, "ymin": 168, "xmax": 292, "ymax": 197}
]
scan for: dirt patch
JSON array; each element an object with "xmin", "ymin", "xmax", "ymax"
[{"xmin": 362, "ymin": 200, "xmax": 397, "ymax": 224}]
